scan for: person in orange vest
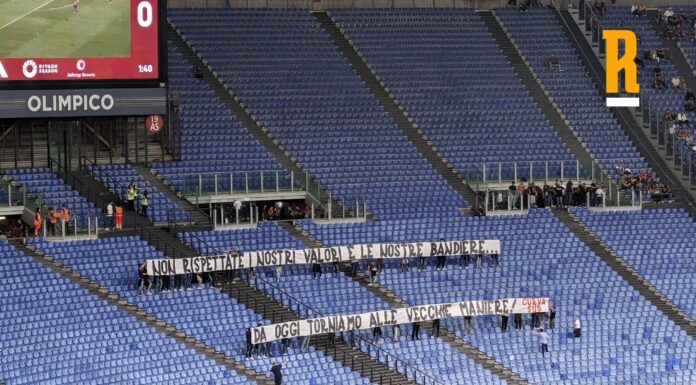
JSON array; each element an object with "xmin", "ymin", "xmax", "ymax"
[
  {"xmin": 60, "ymin": 204, "xmax": 70, "ymax": 232},
  {"xmin": 47, "ymin": 207, "xmax": 57, "ymax": 236},
  {"xmin": 115, "ymin": 202, "xmax": 124, "ymax": 230},
  {"xmin": 33, "ymin": 208, "xmax": 42, "ymax": 237},
  {"xmin": 52, "ymin": 208, "xmax": 63, "ymax": 235}
]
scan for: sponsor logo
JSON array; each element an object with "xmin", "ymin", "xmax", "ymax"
[
  {"xmin": 76, "ymin": 59, "xmax": 86, "ymax": 71},
  {"xmin": 0, "ymin": 61, "xmax": 7, "ymax": 79},
  {"xmin": 603, "ymin": 30, "xmax": 640, "ymax": 107},
  {"xmin": 22, "ymin": 60, "xmax": 37, "ymax": 79},
  {"xmin": 26, "ymin": 94, "xmax": 115, "ymax": 113}
]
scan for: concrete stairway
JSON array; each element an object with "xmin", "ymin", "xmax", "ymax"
[
  {"xmin": 279, "ymin": 221, "xmax": 533, "ymax": 385},
  {"xmin": 221, "ymin": 279, "xmax": 416, "ymax": 385},
  {"xmin": 131, "ymin": 163, "xmax": 210, "ymax": 226},
  {"xmin": 9, "ymin": 238, "xmax": 274, "ymax": 385},
  {"xmin": 314, "ymin": 12, "xmax": 481, "ymax": 211},
  {"xmin": 480, "ymin": 10, "xmax": 600, "ymax": 179},
  {"xmin": 167, "ymin": 24, "xmax": 351, "ymax": 218},
  {"xmin": 555, "ymin": 8, "xmax": 696, "ymax": 218},
  {"xmin": 551, "ymin": 209, "xmax": 696, "ymax": 339}
]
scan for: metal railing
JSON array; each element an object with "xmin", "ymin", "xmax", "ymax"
[
  {"xmin": 577, "ymin": 0, "xmax": 605, "ymax": 55},
  {"xmin": 178, "ymin": 170, "xmax": 301, "ymax": 197},
  {"xmin": 636, "ymin": 81, "xmax": 696, "ymax": 194},
  {"xmin": 48, "ymin": 157, "xmax": 112, "ymax": 215},
  {"xmin": 0, "ymin": 181, "xmax": 27, "ymax": 208},
  {"xmin": 461, "ymin": 160, "xmax": 589, "ymax": 185},
  {"xmin": 237, "ymin": 274, "xmax": 445, "ymax": 385},
  {"xmin": 484, "ymin": 182, "xmax": 647, "ymax": 213},
  {"xmin": 137, "ymin": 224, "xmax": 192, "ymax": 259},
  {"xmin": 40, "ymin": 213, "xmax": 101, "ymax": 239}
]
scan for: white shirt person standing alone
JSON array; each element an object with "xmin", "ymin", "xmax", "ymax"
[{"xmin": 573, "ymin": 316, "xmax": 582, "ymax": 338}]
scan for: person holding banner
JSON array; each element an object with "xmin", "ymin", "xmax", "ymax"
[
  {"xmin": 514, "ymin": 313, "xmax": 523, "ymax": 332},
  {"xmin": 432, "ymin": 318, "xmax": 441, "ymax": 338},
  {"xmin": 411, "ymin": 322, "xmax": 421, "ymax": 340},
  {"xmin": 501, "ymin": 314, "xmax": 509, "ymax": 333},
  {"xmin": 372, "ymin": 326, "xmax": 382, "ymax": 345},
  {"xmin": 368, "ymin": 261, "xmax": 378, "ymax": 285},
  {"xmin": 301, "ymin": 336, "xmax": 310, "ymax": 353},
  {"xmin": 245, "ymin": 328, "xmax": 253, "ymax": 359},
  {"xmin": 311, "ymin": 263, "xmax": 322, "ymax": 279},
  {"xmin": 463, "ymin": 316, "xmax": 473, "ymax": 335},
  {"xmin": 392, "ymin": 325, "xmax": 400, "ymax": 342},
  {"xmin": 418, "ymin": 253, "xmax": 427, "ymax": 272}
]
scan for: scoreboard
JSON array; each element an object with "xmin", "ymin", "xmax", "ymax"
[{"xmin": 0, "ymin": 0, "xmax": 166, "ymax": 117}]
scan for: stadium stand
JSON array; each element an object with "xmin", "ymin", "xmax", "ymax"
[
  {"xmin": 152, "ymin": 45, "xmax": 291, "ymax": 195},
  {"xmin": 31, "ymin": 236, "xmax": 376, "ymax": 385},
  {"xmin": 2, "ymin": 168, "xmax": 105, "ymax": 230},
  {"xmin": 0, "ymin": 184, "xmax": 9, "ymax": 206},
  {"xmin": 677, "ymin": 8, "xmax": 696, "ymax": 70},
  {"xmin": 329, "ymin": 9, "xmax": 581, "ymax": 181},
  {"xmin": 299, "ymin": 209, "xmax": 696, "ymax": 384},
  {"xmin": 495, "ymin": 7, "xmax": 651, "ymax": 179},
  {"xmin": 168, "ymin": 9, "xmax": 467, "ymax": 219},
  {"xmin": 182, "ymin": 223, "xmax": 506, "ymax": 385},
  {"xmin": 0, "ymin": 239, "xmax": 254, "ymax": 385},
  {"xmin": 573, "ymin": 208, "xmax": 696, "ymax": 320},
  {"xmin": 88, "ymin": 163, "xmax": 191, "ymax": 223}
]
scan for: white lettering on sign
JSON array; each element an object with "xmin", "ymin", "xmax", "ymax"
[{"xmin": 26, "ymin": 94, "xmax": 115, "ymax": 113}]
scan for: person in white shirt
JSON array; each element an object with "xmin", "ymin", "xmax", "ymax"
[
  {"xmin": 106, "ymin": 201, "xmax": 114, "ymax": 229},
  {"xmin": 663, "ymin": 7, "xmax": 674, "ymax": 20},
  {"xmin": 535, "ymin": 328, "xmax": 550, "ymax": 356},
  {"xmin": 595, "ymin": 186, "xmax": 604, "ymax": 206},
  {"xmin": 573, "ymin": 316, "xmax": 582, "ymax": 338}
]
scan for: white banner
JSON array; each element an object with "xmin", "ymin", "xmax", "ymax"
[
  {"xmin": 251, "ymin": 297, "xmax": 548, "ymax": 344},
  {"xmin": 146, "ymin": 240, "xmax": 501, "ymax": 276}
]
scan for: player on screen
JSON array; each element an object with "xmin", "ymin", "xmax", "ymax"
[{"xmin": 72, "ymin": 0, "xmax": 80, "ymax": 15}]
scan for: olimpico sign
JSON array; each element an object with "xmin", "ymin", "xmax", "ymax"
[
  {"xmin": 0, "ymin": 88, "xmax": 166, "ymax": 118},
  {"xmin": 26, "ymin": 94, "xmax": 115, "ymax": 113}
]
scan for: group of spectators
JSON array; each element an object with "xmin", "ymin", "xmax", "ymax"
[
  {"xmin": 615, "ymin": 164, "xmax": 671, "ymax": 202},
  {"xmin": 261, "ymin": 201, "xmax": 311, "ymax": 221},
  {"xmin": 659, "ymin": 7, "xmax": 696, "ymax": 42},
  {"xmin": 137, "ymin": 261, "xmax": 214, "ymax": 295},
  {"xmin": 630, "ymin": 3, "xmax": 648, "ymax": 17},
  {"xmin": 0, "ymin": 218, "xmax": 28, "ymax": 239},
  {"xmin": 495, "ymin": 179, "xmax": 606, "ymax": 210}
]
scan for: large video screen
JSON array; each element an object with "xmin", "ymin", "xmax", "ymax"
[{"xmin": 0, "ymin": 0, "xmax": 160, "ymax": 82}]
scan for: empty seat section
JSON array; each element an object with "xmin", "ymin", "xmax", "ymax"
[
  {"xmin": 330, "ymin": 9, "xmax": 580, "ymax": 181},
  {"xmin": 495, "ymin": 7, "xmax": 650, "ymax": 179},
  {"xmin": 574, "ymin": 207, "xmax": 696, "ymax": 320},
  {"xmin": 169, "ymin": 9, "xmax": 467, "ymax": 219},
  {"xmin": 0, "ymin": 239, "xmax": 254, "ymax": 385},
  {"xmin": 3, "ymin": 168, "xmax": 105, "ymax": 229},
  {"xmin": 155, "ymin": 45, "xmax": 289, "ymax": 195}
]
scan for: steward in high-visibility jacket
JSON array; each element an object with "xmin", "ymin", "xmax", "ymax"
[
  {"xmin": 127, "ymin": 183, "xmax": 137, "ymax": 211},
  {"xmin": 140, "ymin": 191, "xmax": 149, "ymax": 217}
]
